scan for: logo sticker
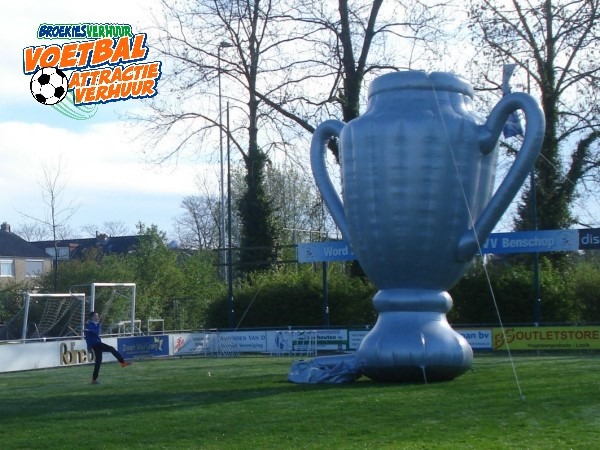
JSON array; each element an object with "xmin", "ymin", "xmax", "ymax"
[{"xmin": 23, "ymin": 23, "xmax": 162, "ymax": 119}]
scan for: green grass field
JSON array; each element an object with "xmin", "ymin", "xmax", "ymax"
[{"xmin": 0, "ymin": 354, "xmax": 599, "ymax": 449}]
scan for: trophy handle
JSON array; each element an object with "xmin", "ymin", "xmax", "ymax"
[
  {"xmin": 310, "ymin": 119, "xmax": 350, "ymax": 239},
  {"xmin": 457, "ymin": 92, "xmax": 546, "ymax": 261}
]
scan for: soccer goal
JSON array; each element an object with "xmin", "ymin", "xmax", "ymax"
[
  {"xmin": 270, "ymin": 330, "xmax": 318, "ymax": 357},
  {"xmin": 88, "ymin": 282, "xmax": 138, "ymax": 336},
  {"xmin": 21, "ymin": 292, "xmax": 86, "ymax": 340}
]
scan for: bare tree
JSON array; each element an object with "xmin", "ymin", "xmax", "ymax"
[
  {"xmin": 174, "ymin": 195, "xmax": 220, "ymax": 250},
  {"xmin": 266, "ymin": 163, "xmax": 336, "ymax": 242},
  {"xmin": 142, "ymin": 0, "xmax": 310, "ymax": 273},
  {"xmin": 81, "ymin": 221, "xmax": 131, "ymax": 237},
  {"xmin": 19, "ymin": 158, "xmax": 81, "ymax": 290},
  {"xmin": 260, "ymin": 0, "xmax": 448, "ymax": 160},
  {"xmin": 19, "ymin": 159, "xmax": 80, "ymax": 238},
  {"xmin": 139, "ymin": 0, "xmax": 449, "ymax": 273},
  {"xmin": 468, "ymin": 0, "xmax": 600, "ymax": 233},
  {"xmin": 14, "ymin": 222, "xmax": 49, "ymax": 241}
]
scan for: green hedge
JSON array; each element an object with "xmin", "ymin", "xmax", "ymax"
[{"xmin": 204, "ymin": 264, "xmax": 377, "ymax": 328}]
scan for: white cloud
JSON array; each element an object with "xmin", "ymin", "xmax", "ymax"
[
  {"xmin": 0, "ymin": 1, "xmax": 221, "ymax": 238},
  {"xmin": 0, "ymin": 119, "xmax": 217, "ymax": 238},
  {"xmin": 5, "ymin": 121, "xmax": 199, "ymax": 189}
]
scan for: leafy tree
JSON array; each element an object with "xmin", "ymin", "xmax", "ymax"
[
  {"xmin": 204, "ymin": 264, "xmax": 376, "ymax": 328},
  {"xmin": 450, "ymin": 257, "xmax": 580, "ymax": 325},
  {"xmin": 572, "ymin": 258, "xmax": 600, "ymax": 322},
  {"xmin": 237, "ymin": 150, "xmax": 280, "ymax": 273},
  {"xmin": 0, "ymin": 285, "xmax": 28, "ymax": 339},
  {"xmin": 32, "ymin": 224, "xmax": 223, "ymax": 331},
  {"xmin": 142, "ymin": 0, "xmax": 295, "ymax": 274}
]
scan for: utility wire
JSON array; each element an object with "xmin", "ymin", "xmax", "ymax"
[{"xmin": 432, "ymin": 84, "xmax": 525, "ymax": 400}]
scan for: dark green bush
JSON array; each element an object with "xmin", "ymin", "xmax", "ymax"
[
  {"xmin": 204, "ymin": 264, "xmax": 376, "ymax": 329},
  {"xmin": 449, "ymin": 255, "xmax": 593, "ymax": 325}
]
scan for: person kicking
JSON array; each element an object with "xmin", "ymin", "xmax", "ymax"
[{"xmin": 84, "ymin": 311, "xmax": 131, "ymax": 384}]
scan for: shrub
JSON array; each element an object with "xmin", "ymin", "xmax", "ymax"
[{"xmin": 204, "ymin": 264, "xmax": 376, "ymax": 328}]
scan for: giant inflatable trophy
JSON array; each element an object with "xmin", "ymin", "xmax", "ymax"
[{"xmin": 310, "ymin": 71, "xmax": 545, "ymax": 382}]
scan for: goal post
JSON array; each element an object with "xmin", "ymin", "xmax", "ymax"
[
  {"xmin": 21, "ymin": 292, "xmax": 86, "ymax": 341},
  {"xmin": 89, "ymin": 283, "xmax": 136, "ymax": 336}
]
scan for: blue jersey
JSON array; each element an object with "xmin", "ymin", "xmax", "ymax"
[{"xmin": 84, "ymin": 320, "xmax": 102, "ymax": 349}]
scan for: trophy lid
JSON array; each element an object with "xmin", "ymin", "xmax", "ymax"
[{"xmin": 368, "ymin": 71, "xmax": 474, "ymax": 99}]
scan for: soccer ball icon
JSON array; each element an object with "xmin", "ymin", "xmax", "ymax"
[{"xmin": 30, "ymin": 67, "xmax": 68, "ymax": 105}]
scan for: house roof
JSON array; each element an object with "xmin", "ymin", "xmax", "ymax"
[
  {"xmin": 31, "ymin": 234, "xmax": 140, "ymax": 257},
  {"xmin": 0, "ymin": 223, "xmax": 49, "ymax": 258}
]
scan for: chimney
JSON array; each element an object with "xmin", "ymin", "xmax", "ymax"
[{"xmin": 1, "ymin": 222, "xmax": 10, "ymax": 232}]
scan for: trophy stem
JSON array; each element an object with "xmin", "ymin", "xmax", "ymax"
[{"xmin": 357, "ymin": 289, "xmax": 473, "ymax": 382}]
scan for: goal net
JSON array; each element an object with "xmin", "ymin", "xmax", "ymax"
[
  {"xmin": 85, "ymin": 283, "xmax": 138, "ymax": 336},
  {"xmin": 21, "ymin": 293, "xmax": 86, "ymax": 340}
]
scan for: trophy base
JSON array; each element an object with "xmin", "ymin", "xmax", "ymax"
[{"xmin": 357, "ymin": 289, "xmax": 473, "ymax": 382}]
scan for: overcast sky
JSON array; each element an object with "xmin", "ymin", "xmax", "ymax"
[{"xmin": 1, "ymin": 1, "xmax": 215, "ymax": 240}]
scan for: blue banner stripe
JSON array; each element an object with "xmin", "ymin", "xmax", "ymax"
[{"xmin": 299, "ymin": 228, "xmax": 600, "ymax": 262}]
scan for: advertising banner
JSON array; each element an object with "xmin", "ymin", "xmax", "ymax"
[
  {"xmin": 348, "ymin": 329, "xmax": 369, "ymax": 351},
  {"xmin": 118, "ymin": 335, "xmax": 169, "ymax": 359},
  {"xmin": 481, "ymin": 230, "xmax": 579, "ymax": 254},
  {"xmin": 172, "ymin": 333, "xmax": 212, "ymax": 355},
  {"xmin": 0, "ymin": 341, "xmax": 62, "ymax": 373},
  {"xmin": 297, "ymin": 241, "xmax": 355, "ymax": 262},
  {"xmin": 298, "ymin": 228, "xmax": 600, "ymax": 262},
  {"xmin": 218, "ymin": 331, "xmax": 268, "ymax": 352},
  {"xmin": 348, "ymin": 329, "xmax": 494, "ymax": 351},
  {"xmin": 492, "ymin": 326, "xmax": 600, "ymax": 350},
  {"xmin": 59, "ymin": 339, "xmax": 94, "ymax": 366},
  {"xmin": 456, "ymin": 329, "xmax": 493, "ymax": 350},
  {"xmin": 579, "ymin": 228, "xmax": 600, "ymax": 249},
  {"xmin": 316, "ymin": 329, "xmax": 348, "ymax": 351}
]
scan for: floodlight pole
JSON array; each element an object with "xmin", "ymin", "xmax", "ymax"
[
  {"xmin": 227, "ymin": 102, "xmax": 234, "ymax": 329},
  {"xmin": 527, "ymin": 67, "xmax": 541, "ymax": 326},
  {"xmin": 322, "ymin": 262, "xmax": 330, "ymax": 327},
  {"xmin": 531, "ymin": 170, "xmax": 541, "ymax": 325},
  {"xmin": 218, "ymin": 41, "xmax": 233, "ymax": 281}
]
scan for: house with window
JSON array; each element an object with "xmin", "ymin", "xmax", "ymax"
[{"xmin": 0, "ymin": 222, "xmax": 53, "ymax": 286}]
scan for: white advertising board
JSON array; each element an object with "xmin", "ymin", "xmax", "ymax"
[
  {"xmin": 0, "ymin": 337, "xmax": 119, "ymax": 373},
  {"xmin": 0, "ymin": 329, "xmax": 494, "ymax": 373}
]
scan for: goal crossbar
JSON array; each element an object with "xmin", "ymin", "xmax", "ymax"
[{"xmin": 21, "ymin": 293, "xmax": 86, "ymax": 340}]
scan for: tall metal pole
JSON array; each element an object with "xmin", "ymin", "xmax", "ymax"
[
  {"xmin": 218, "ymin": 44, "xmax": 226, "ymax": 280},
  {"xmin": 218, "ymin": 41, "xmax": 232, "ymax": 280},
  {"xmin": 532, "ymin": 170, "xmax": 541, "ymax": 325},
  {"xmin": 322, "ymin": 262, "xmax": 329, "ymax": 327},
  {"xmin": 527, "ymin": 64, "xmax": 541, "ymax": 326},
  {"xmin": 21, "ymin": 292, "xmax": 31, "ymax": 340},
  {"xmin": 227, "ymin": 102, "xmax": 234, "ymax": 329}
]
